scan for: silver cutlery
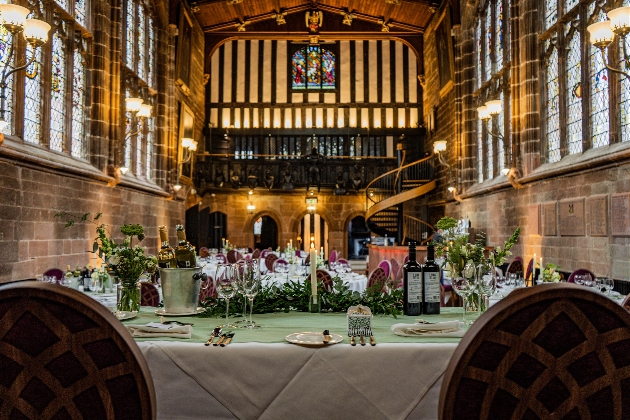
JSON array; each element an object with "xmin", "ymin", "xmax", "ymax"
[
  {"xmin": 220, "ymin": 332, "xmax": 235, "ymax": 347},
  {"xmin": 205, "ymin": 327, "xmax": 222, "ymax": 346}
]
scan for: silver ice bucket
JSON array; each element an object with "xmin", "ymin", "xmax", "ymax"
[{"xmin": 159, "ymin": 267, "xmax": 206, "ymax": 314}]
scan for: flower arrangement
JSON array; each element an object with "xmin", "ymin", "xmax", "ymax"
[{"xmin": 541, "ymin": 263, "xmax": 561, "ymax": 283}]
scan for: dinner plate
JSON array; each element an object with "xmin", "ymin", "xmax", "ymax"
[
  {"xmin": 113, "ymin": 311, "xmax": 137, "ymax": 321},
  {"xmin": 285, "ymin": 332, "xmax": 344, "ymax": 346},
  {"xmin": 155, "ymin": 307, "xmax": 206, "ymax": 316}
]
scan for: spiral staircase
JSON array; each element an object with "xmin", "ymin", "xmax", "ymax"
[{"xmin": 365, "ymin": 154, "xmax": 436, "ymax": 245}]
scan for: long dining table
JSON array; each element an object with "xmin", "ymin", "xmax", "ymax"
[{"xmin": 125, "ymin": 307, "xmax": 471, "ymax": 420}]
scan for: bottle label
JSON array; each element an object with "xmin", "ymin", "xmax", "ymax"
[
  {"xmin": 424, "ymin": 272, "xmax": 441, "ymax": 303},
  {"xmin": 178, "ymin": 260, "xmax": 191, "ymax": 268},
  {"xmin": 159, "ymin": 262, "xmax": 171, "ymax": 268},
  {"xmin": 407, "ymin": 272, "xmax": 422, "ymax": 303}
]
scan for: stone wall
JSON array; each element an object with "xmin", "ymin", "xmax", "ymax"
[{"xmin": 200, "ymin": 192, "xmax": 366, "ymax": 258}]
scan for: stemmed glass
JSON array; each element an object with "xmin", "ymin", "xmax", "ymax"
[
  {"xmin": 477, "ymin": 263, "xmax": 497, "ymax": 316},
  {"xmin": 215, "ymin": 264, "xmax": 238, "ymax": 328},
  {"xmin": 574, "ymin": 274, "xmax": 585, "ymax": 286},
  {"xmin": 234, "ymin": 261, "xmax": 249, "ymax": 325},
  {"xmin": 241, "ymin": 260, "xmax": 261, "ymax": 329},
  {"xmin": 452, "ymin": 265, "xmax": 475, "ymax": 324},
  {"xmin": 583, "ymin": 273, "xmax": 594, "ymax": 288}
]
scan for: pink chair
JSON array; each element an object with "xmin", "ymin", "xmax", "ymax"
[
  {"xmin": 227, "ymin": 249, "xmax": 243, "ymax": 264},
  {"xmin": 260, "ymin": 249, "xmax": 271, "ymax": 258},
  {"xmin": 215, "ymin": 253, "xmax": 227, "ymax": 264},
  {"xmin": 390, "ymin": 259, "xmax": 401, "ymax": 281},
  {"xmin": 272, "ymin": 258, "xmax": 289, "ymax": 273},
  {"xmin": 199, "ymin": 276, "xmax": 216, "ymax": 303},
  {"xmin": 525, "ymin": 258, "xmax": 533, "ymax": 284},
  {"xmin": 377, "ymin": 260, "xmax": 392, "ymax": 279},
  {"xmin": 367, "ymin": 267, "xmax": 388, "ymax": 292},
  {"xmin": 403, "ymin": 255, "xmax": 409, "ymax": 265},
  {"xmin": 44, "ymin": 268, "xmax": 64, "ymax": 284},
  {"xmin": 307, "ymin": 269, "xmax": 334, "ymax": 292},
  {"xmin": 335, "ymin": 258, "xmax": 351, "ymax": 269},
  {"xmin": 140, "ymin": 282, "xmax": 160, "ymax": 307},
  {"xmin": 506, "ymin": 258, "xmax": 524, "ymax": 275},
  {"xmin": 329, "ymin": 250, "xmax": 338, "ymax": 264},
  {"xmin": 265, "ymin": 253, "xmax": 278, "ymax": 273},
  {"xmin": 567, "ymin": 268, "xmax": 596, "ymax": 283},
  {"xmin": 252, "ymin": 249, "xmax": 261, "ymax": 259}
]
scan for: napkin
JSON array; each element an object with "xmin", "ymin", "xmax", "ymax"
[
  {"xmin": 390, "ymin": 321, "xmax": 465, "ymax": 337},
  {"xmin": 125, "ymin": 323, "xmax": 193, "ymax": 339}
]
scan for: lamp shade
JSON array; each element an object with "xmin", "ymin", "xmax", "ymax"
[
  {"xmin": 486, "ymin": 99, "xmax": 502, "ymax": 115},
  {"xmin": 0, "ymin": 118, "xmax": 8, "ymax": 132},
  {"xmin": 477, "ymin": 105, "xmax": 490, "ymax": 120},
  {"xmin": 137, "ymin": 104, "xmax": 152, "ymax": 118},
  {"xmin": 608, "ymin": 7, "xmax": 630, "ymax": 34},
  {"xmin": 181, "ymin": 138, "xmax": 194, "ymax": 149},
  {"xmin": 0, "ymin": 4, "xmax": 29, "ymax": 29},
  {"xmin": 433, "ymin": 140, "xmax": 447, "ymax": 153},
  {"xmin": 587, "ymin": 21, "xmax": 614, "ymax": 47},
  {"xmin": 125, "ymin": 97, "xmax": 143, "ymax": 112},
  {"xmin": 188, "ymin": 140, "xmax": 198, "ymax": 151},
  {"xmin": 23, "ymin": 19, "xmax": 50, "ymax": 45}
]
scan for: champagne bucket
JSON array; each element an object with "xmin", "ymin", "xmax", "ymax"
[{"xmin": 159, "ymin": 267, "xmax": 205, "ymax": 314}]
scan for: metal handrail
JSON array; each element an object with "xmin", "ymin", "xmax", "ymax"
[{"xmin": 402, "ymin": 215, "xmax": 435, "ymax": 245}]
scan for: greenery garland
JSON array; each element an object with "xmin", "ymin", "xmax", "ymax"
[{"xmin": 198, "ymin": 276, "xmax": 404, "ymax": 318}]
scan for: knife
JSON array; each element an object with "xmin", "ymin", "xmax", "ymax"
[
  {"xmin": 323, "ymin": 329, "xmax": 331, "ymax": 344},
  {"xmin": 213, "ymin": 333, "xmax": 228, "ymax": 346},
  {"xmin": 204, "ymin": 327, "xmax": 222, "ymax": 346},
  {"xmin": 220, "ymin": 332, "xmax": 235, "ymax": 347}
]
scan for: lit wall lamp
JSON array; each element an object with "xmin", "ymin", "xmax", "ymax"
[
  {"xmin": 120, "ymin": 97, "xmax": 152, "ymax": 174},
  {"xmin": 433, "ymin": 140, "xmax": 448, "ymax": 167},
  {"xmin": 247, "ymin": 203, "xmax": 255, "ymax": 214},
  {"xmin": 588, "ymin": 7, "xmax": 630, "ymax": 79},
  {"xmin": 172, "ymin": 137, "xmax": 198, "ymax": 194},
  {"xmin": 447, "ymin": 185, "xmax": 464, "ymax": 203},
  {"xmin": 0, "ymin": 4, "xmax": 51, "ymax": 133}
]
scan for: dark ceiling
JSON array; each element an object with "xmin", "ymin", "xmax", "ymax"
[{"xmin": 190, "ymin": 0, "xmax": 440, "ymax": 35}]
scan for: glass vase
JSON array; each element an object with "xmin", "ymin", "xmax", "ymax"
[{"xmin": 117, "ymin": 280, "xmax": 141, "ymax": 313}]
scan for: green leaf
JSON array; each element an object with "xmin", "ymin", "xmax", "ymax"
[
  {"xmin": 64, "ymin": 221, "xmax": 75, "ymax": 228},
  {"xmin": 93, "ymin": 241, "xmax": 99, "ymax": 253},
  {"xmin": 81, "ymin": 213, "xmax": 89, "ymax": 222},
  {"xmin": 94, "ymin": 213, "xmax": 102, "ymax": 220}
]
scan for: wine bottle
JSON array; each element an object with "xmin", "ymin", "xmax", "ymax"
[
  {"xmin": 74, "ymin": 265, "xmax": 81, "ymax": 278},
  {"xmin": 422, "ymin": 245, "xmax": 441, "ymax": 315},
  {"xmin": 175, "ymin": 225, "xmax": 196, "ymax": 268},
  {"xmin": 158, "ymin": 226, "xmax": 177, "ymax": 268},
  {"xmin": 403, "ymin": 242, "xmax": 422, "ymax": 316},
  {"xmin": 66, "ymin": 265, "xmax": 73, "ymax": 278}
]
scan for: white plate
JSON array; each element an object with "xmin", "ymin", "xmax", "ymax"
[
  {"xmin": 113, "ymin": 311, "xmax": 137, "ymax": 321},
  {"xmin": 155, "ymin": 307, "xmax": 206, "ymax": 316},
  {"xmin": 285, "ymin": 332, "xmax": 344, "ymax": 346}
]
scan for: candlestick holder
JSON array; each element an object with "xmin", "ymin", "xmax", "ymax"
[{"xmin": 309, "ymin": 295, "xmax": 321, "ymax": 313}]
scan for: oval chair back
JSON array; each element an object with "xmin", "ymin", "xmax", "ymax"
[
  {"xmin": 403, "ymin": 254, "xmax": 409, "ymax": 265},
  {"xmin": 506, "ymin": 258, "xmax": 523, "ymax": 276},
  {"xmin": 524, "ymin": 258, "xmax": 533, "ymax": 283},
  {"xmin": 227, "ymin": 249, "xmax": 243, "ymax": 264},
  {"xmin": 0, "ymin": 281, "xmax": 156, "ymax": 419},
  {"xmin": 567, "ymin": 268, "xmax": 596, "ymax": 283},
  {"xmin": 214, "ymin": 253, "xmax": 227, "ymax": 264},
  {"xmin": 140, "ymin": 282, "xmax": 160, "ymax": 307},
  {"xmin": 335, "ymin": 258, "xmax": 351, "ymax": 270},
  {"xmin": 367, "ymin": 267, "xmax": 388, "ymax": 291},
  {"xmin": 307, "ymin": 269, "xmax": 334, "ymax": 292},
  {"xmin": 329, "ymin": 250, "xmax": 337, "ymax": 264},
  {"xmin": 265, "ymin": 253, "xmax": 278, "ymax": 273},
  {"xmin": 44, "ymin": 268, "xmax": 64, "ymax": 284},
  {"xmin": 390, "ymin": 259, "xmax": 401, "ymax": 282},
  {"xmin": 377, "ymin": 260, "xmax": 392, "ymax": 278},
  {"xmin": 439, "ymin": 283, "xmax": 630, "ymax": 420},
  {"xmin": 252, "ymin": 248, "xmax": 261, "ymax": 259},
  {"xmin": 272, "ymin": 258, "xmax": 289, "ymax": 273},
  {"xmin": 199, "ymin": 275, "xmax": 216, "ymax": 303}
]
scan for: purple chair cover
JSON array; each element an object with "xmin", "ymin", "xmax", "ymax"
[
  {"xmin": 44, "ymin": 268, "xmax": 64, "ymax": 284},
  {"xmin": 329, "ymin": 250, "xmax": 337, "ymax": 264},
  {"xmin": 215, "ymin": 253, "xmax": 227, "ymax": 264},
  {"xmin": 390, "ymin": 259, "xmax": 401, "ymax": 281},
  {"xmin": 525, "ymin": 258, "xmax": 533, "ymax": 283},
  {"xmin": 199, "ymin": 276, "xmax": 216, "ymax": 302},
  {"xmin": 377, "ymin": 260, "xmax": 391, "ymax": 278},
  {"xmin": 140, "ymin": 282, "xmax": 160, "ymax": 307},
  {"xmin": 261, "ymin": 249, "xmax": 271, "ymax": 258},
  {"xmin": 367, "ymin": 267, "xmax": 388, "ymax": 291},
  {"xmin": 567, "ymin": 268, "xmax": 595, "ymax": 283},
  {"xmin": 272, "ymin": 258, "xmax": 289, "ymax": 273},
  {"xmin": 265, "ymin": 253, "xmax": 278, "ymax": 273}
]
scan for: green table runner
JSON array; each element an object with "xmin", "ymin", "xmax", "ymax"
[{"xmin": 125, "ymin": 307, "xmax": 477, "ymax": 344}]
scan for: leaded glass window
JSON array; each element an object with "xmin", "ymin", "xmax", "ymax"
[
  {"xmin": 0, "ymin": 25, "xmax": 13, "ymax": 134},
  {"xmin": 478, "ymin": 119, "xmax": 484, "ymax": 183},
  {"xmin": 50, "ymin": 32, "xmax": 66, "ymax": 153},
  {"xmin": 495, "ymin": 0, "xmax": 503, "ymax": 71},
  {"xmin": 75, "ymin": 0, "xmax": 86, "ymax": 27},
  {"xmin": 291, "ymin": 45, "xmax": 336, "ymax": 90},
  {"xmin": 546, "ymin": 43, "xmax": 560, "ymax": 163},
  {"xmin": 476, "ymin": 22, "xmax": 482, "ymax": 90},
  {"xmin": 486, "ymin": 119, "xmax": 493, "ymax": 179},
  {"xmin": 137, "ymin": 6, "xmax": 146, "ymax": 81},
  {"xmin": 484, "ymin": 7, "xmax": 492, "ymax": 81},
  {"xmin": 498, "ymin": 93, "xmax": 505, "ymax": 171},
  {"xmin": 566, "ymin": 25, "xmax": 583, "ymax": 154},
  {"xmin": 148, "ymin": 17, "xmax": 155, "ymax": 87},
  {"xmin": 545, "ymin": 0, "xmax": 557, "ymax": 29},
  {"xmin": 621, "ymin": 0, "xmax": 630, "ymax": 142},
  {"xmin": 72, "ymin": 48, "xmax": 86, "ymax": 158},
  {"xmin": 135, "ymin": 117, "xmax": 143, "ymax": 175},
  {"xmin": 126, "ymin": 0, "xmax": 135, "ymax": 69},
  {"xmin": 146, "ymin": 118, "xmax": 154, "ymax": 179},
  {"xmin": 24, "ymin": 45, "xmax": 42, "ymax": 144}
]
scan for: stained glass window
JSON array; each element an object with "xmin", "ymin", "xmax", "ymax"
[
  {"xmin": 146, "ymin": 118, "xmax": 154, "ymax": 179},
  {"xmin": 476, "ymin": 23, "xmax": 482, "ymax": 90},
  {"xmin": 135, "ymin": 118, "xmax": 143, "ymax": 175},
  {"xmin": 486, "ymin": 119, "xmax": 493, "ymax": 179},
  {"xmin": 566, "ymin": 25, "xmax": 583, "ymax": 154},
  {"xmin": 126, "ymin": 0, "xmax": 135, "ymax": 69},
  {"xmin": 478, "ymin": 119, "xmax": 484, "ymax": 183},
  {"xmin": 0, "ymin": 25, "xmax": 13, "ymax": 134},
  {"xmin": 124, "ymin": 92, "xmax": 132, "ymax": 170},
  {"xmin": 75, "ymin": 0, "xmax": 86, "ymax": 27},
  {"xmin": 50, "ymin": 32, "xmax": 66, "ymax": 153},
  {"xmin": 24, "ymin": 45, "xmax": 42, "ymax": 144},
  {"xmin": 565, "ymin": 0, "xmax": 579, "ymax": 13},
  {"xmin": 484, "ymin": 7, "xmax": 492, "ymax": 81},
  {"xmin": 589, "ymin": 6, "xmax": 609, "ymax": 149},
  {"xmin": 495, "ymin": 0, "xmax": 503, "ymax": 71},
  {"xmin": 545, "ymin": 0, "xmax": 557, "ymax": 29},
  {"xmin": 292, "ymin": 45, "xmax": 336, "ymax": 90},
  {"xmin": 546, "ymin": 43, "xmax": 560, "ymax": 163},
  {"xmin": 621, "ymin": 0, "xmax": 630, "ymax": 142},
  {"xmin": 137, "ymin": 6, "xmax": 146, "ymax": 81},
  {"xmin": 55, "ymin": 0, "xmax": 67, "ymax": 11},
  {"xmin": 497, "ymin": 92, "xmax": 505, "ymax": 172},
  {"xmin": 72, "ymin": 49, "xmax": 86, "ymax": 158},
  {"xmin": 148, "ymin": 18, "xmax": 155, "ymax": 87}
]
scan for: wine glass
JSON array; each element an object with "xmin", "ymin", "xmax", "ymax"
[
  {"xmin": 477, "ymin": 264, "xmax": 497, "ymax": 315},
  {"xmin": 452, "ymin": 276, "xmax": 474, "ymax": 324},
  {"xmin": 583, "ymin": 273, "xmax": 594, "ymax": 288},
  {"xmin": 215, "ymin": 264, "xmax": 238, "ymax": 328},
  {"xmin": 574, "ymin": 274, "xmax": 585, "ymax": 286},
  {"xmin": 241, "ymin": 260, "xmax": 261, "ymax": 329},
  {"xmin": 233, "ymin": 260, "xmax": 249, "ymax": 325},
  {"xmin": 495, "ymin": 275, "xmax": 507, "ymax": 298}
]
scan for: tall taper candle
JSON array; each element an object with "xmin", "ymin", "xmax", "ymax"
[{"xmin": 310, "ymin": 249, "xmax": 318, "ymax": 300}]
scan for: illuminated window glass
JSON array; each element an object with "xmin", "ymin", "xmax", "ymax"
[
  {"xmin": 0, "ymin": 27, "xmax": 14, "ymax": 135},
  {"xmin": 495, "ymin": 0, "xmax": 503, "ymax": 71},
  {"xmin": 148, "ymin": 18, "xmax": 156, "ymax": 87},
  {"xmin": 484, "ymin": 7, "xmax": 492, "ymax": 81},
  {"xmin": 291, "ymin": 45, "xmax": 336, "ymax": 90},
  {"xmin": 486, "ymin": 119, "xmax": 493, "ymax": 179},
  {"xmin": 546, "ymin": 43, "xmax": 560, "ymax": 163},
  {"xmin": 146, "ymin": 118, "xmax": 154, "ymax": 179},
  {"xmin": 478, "ymin": 119, "xmax": 484, "ymax": 183},
  {"xmin": 566, "ymin": 25, "xmax": 583, "ymax": 154},
  {"xmin": 55, "ymin": 0, "xmax": 67, "ymax": 11},
  {"xmin": 126, "ymin": 0, "xmax": 135, "ymax": 69},
  {"xmin": 72, "ymin": 48, "xmax": 86, "ymax": 158},
  {"xmin": 137, "ymin": 6, "xmax": 146, "ymax": 81},
  {"xmin": 476, "ymin": 23, "xmax": 482, "ymax": 90},
  {"xmin": 545, "ymin": 0, "xmax": 557, "ymax": 29},
  {"xmin": 620, "ymin": 0, "xmax": 630, "ymax": 142},
  {"xmin": 497, "ymin": 93, "xmax": 505, "ymax": 172},
  {"xmin": 75, "ymin": 0, "xmax": 86, "ymax": 27},
  {"xmin": 50, "ymin": 32, "xmax": 66, "ymax": 153},
  {"xmin": 24, "ymin": 45, "xmax": 42, "ymax": 144}
]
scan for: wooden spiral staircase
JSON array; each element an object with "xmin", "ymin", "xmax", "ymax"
[{"xmin": 365, "ymin": 154, "xmax": 436, "ymax": 245}]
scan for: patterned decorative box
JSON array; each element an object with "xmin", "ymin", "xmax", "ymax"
[{"xmin": 346, "ymin": 305, "xmax": 373, "ymax": 337}]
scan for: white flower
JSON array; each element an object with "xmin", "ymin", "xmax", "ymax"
[
  {"xmin": 463, "ymin": 262, "xmax": 475, "ymax": 278},
  {"xmin": 108, "ymin": 255, "xmax": 120, "ymax": 265}
]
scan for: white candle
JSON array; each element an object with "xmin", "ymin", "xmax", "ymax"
[
  {"xmin": 310, "ymin": 249, "xmax": 318, "ymax": 298},
  {"xmin": 533, "ymin": 253, "xmax": 536, "ymax": 268},
  {"xmin": 320, "ymin": 246, "xmax": 324, "ymax": 257},
  {"xmin": 540, "ymin": 257, "xmax": 543, "ymax": 270},
  {"xmin": 290, "ymin": 239, "xmax": 293, "ymax": 248}
]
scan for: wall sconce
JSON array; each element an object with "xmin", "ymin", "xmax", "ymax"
[
  {"xmin": 247, "ymin": 203, "xmax": 255, "ymax": 214},
  {"xmin": 448, "ymin": 185, "xmax": 464, "ymax": 203},
  {"xmin": 433, "ymin": 140, "xmax": 449, "ymax": 167},
  {"xmin": 306, "ymin": 197, "xmax": 317, "ymax": 214},
  {"xmin": 588, "ymin": 7, "xmax": 630, "ymax": 79},
  {"xmin": 119, "ymin": 97, "xmax": 152, "ymax": 174},
  {"xmin": 0, "ymin": 4, "xmax": 50, "ymax": 132}
]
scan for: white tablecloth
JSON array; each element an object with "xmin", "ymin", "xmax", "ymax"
[{"xmin": 137, "ymin": 341, "xmax": 456, "ymax": 420}]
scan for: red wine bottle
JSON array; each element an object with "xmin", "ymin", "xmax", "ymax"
[
  {"xmin": 403, "ymin": 242, "xmax": 422, "ymax": 316},
  {"xmin": 422, "ymin": 245, "xmax": 441, "ymax": 315}
]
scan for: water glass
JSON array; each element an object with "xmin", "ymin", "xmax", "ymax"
[
  {"xmin": 216, "ymin": 264, "xmax": 238, "ymax": 328},
  {"xmin": 241, "ymin": 260, "xmax": 261, "ymax": 329},
  {"xmin": 574, "ymin": 274, "xmax": 585, "ymax": 286},
  {"xmin": 452, "ymin": 276, "xmax": 474, "ymax": 324}
]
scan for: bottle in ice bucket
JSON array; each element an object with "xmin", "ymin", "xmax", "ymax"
[
  {"xmin": 158, "ymin": 225, "xmax": 177, "ymax": 268},
  {"xmin": 175, "ymin": 224, "xmax": 196, "ymax": 268}
]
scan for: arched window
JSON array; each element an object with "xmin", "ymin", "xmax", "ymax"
[
  {"xmin": 589, "ymin": 5, "xmax": 609, "ymax": 149},
  {"xmin": 291, "ymin": 44, "xmax": 336, "ymax": 90},
  {"xmin": 566, "ymin": 23, "xmax": 582, "ymax": 155},
  {"xmin": 545, "ymin": 41, "xmax": 560, "ymax": 163}
]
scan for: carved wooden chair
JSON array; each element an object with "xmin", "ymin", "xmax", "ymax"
[
  {"xmin": 390, "ymin": 258, "xmax": 401, "ymax": 282},
  {"xmin": 265, "ymin": 253, "xmax": 278, "ymax": 273},
  {"xmin": 252, "ymin": 248, "xmax": 261, "ymax": 260},
  {"xmin": 226, "ymin": 249, "xmax": 243, "ymax": 264},
  {"xmin": 524, "ymin": 258, "xmax": 533, "ymax": 285},
  {"xmin": 44, "ymin": 268, "xmax": 64, "ymax": 284},
  {"xmin": 622, "ymin": 294, "xmax": 630, "ymax": 312},
  {"xmin": 377, "ymin": 260, "xmax": 392, "ymax": 279},
  {"xmin": 140, "ymin": 282, "xmax": 160, "ymax": 307},
  {"xmin": 214, "ymin": 253, "xmax": 227, "ymax": 264},
  {"xmin": 199, "ymin": 275, "xmax": 216, "ymax": 303},
  {"xmin": 505, "ymin": 258, "xmax": 523, "ymax": 276},
  {"xmin": 0, "ymin": 281, "xmax": 156, "ymax": 419},
  {"xmin": 329, "ymin": 250, "xmax": 338, "ymax": 264},
  {"xmin": 272, "ymin": 258, "xmax": 289, "ymax": 273},
  {"xmin": 367, "ymin": 267, "xmax": 388, "ymax": 292},
  {"xmin": 439, "ymin": 283, "xmax": 630, "ymax": 420},
  {"xmin": 307, "ymin": 269, "xmax": 334, "ymax": 292}
]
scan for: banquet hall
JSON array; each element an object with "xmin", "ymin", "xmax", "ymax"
[{"xmin": 2, "ymin": 0, "xmax": 630, "ymax": 418}]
